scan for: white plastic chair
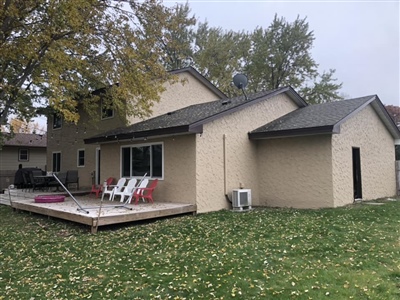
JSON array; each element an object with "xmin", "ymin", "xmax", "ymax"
[
  {"xmin": 103, "ymin": 178, "xmax": 126, "ymax": 200},
  {"xmin": 112, "ymin": 178, "xmax": 137, "ymax": 202}
]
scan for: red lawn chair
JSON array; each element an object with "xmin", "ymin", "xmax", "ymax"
[{"xmin": 133, "ymin": 179, "xmax": 158, "ymax": 205}]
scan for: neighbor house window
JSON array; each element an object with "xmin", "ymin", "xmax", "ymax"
[
  {"xmin": 52, "ymin": 152, "xmax": 61, "ymax": 172},
  {"xmin": 53, "ymin": 113, "xmax": 62, "ymax": 129},
  {"xmin": 121, "ymin": 143, "xmax": 163, "ymax": 178},
  {"xmin": 77, "ymin": 149, "xmax": 85, "ymax": 167},
  {"xmin": 18, "ymin": 149, "xmax": 29, "ymax": 161},
  {"xmin": 101, "ymin": 99, "xmax": 114, "ymax": 119}
]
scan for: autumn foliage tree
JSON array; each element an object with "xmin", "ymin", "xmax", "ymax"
[
  {"xmin": 3, "ymin": 118, "xmax": 44, "ymax": 134},
  {"xmin": 1, "ymin": 0, "xmax": 346, "ymax": 143},
  {"xmin": 0, "ymin": 0, "xmax": 174, "ymax": 133}
]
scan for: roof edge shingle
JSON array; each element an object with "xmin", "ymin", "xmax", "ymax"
[
  {"xmin": 84, "ymin": 86, "xmax": 307, "ymax": 144},
  {"xmin": 2, "ymin": 133, "xmax": 47, "ymax": 147},
  {"xmin": 249, "ymin": 95, "xmax": 400, "ymax": 140}
]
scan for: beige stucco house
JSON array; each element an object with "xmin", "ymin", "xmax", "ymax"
[
  {"xmin": 45, "ymin": 67, "xmax": 226, "ymax": 189},
  {"xmin": 84, "ymin": 85, "xmax": 400, "ymax": 213}
]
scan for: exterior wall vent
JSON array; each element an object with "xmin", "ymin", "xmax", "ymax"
[{"xmin": 232, "ymin": 189, "xmax": 252, "ymax": 211}]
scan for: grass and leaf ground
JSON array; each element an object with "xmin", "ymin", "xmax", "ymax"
[{"xmin": 1, "ymin": 199, "xmax": 399, "ymax": 299}]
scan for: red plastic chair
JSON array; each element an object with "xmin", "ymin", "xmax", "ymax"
[
  {"xmin": 133, "ymin": 179, "xmax": 158, "ymax": 205},
  {"xmin": 90, "ymin": 177, "xmax": 114, "ymax": 198}
]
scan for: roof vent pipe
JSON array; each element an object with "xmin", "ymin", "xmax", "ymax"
[{"xmin": 233, "ymin": 73, "xmax": 248, "ymax": 100}]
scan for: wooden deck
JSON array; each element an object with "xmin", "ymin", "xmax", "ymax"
[{"xmin": 2, "ymin": 191, "xmax": 197, "ymax": 233}]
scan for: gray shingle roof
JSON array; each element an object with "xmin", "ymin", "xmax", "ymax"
[
  {"xmin": 85, "ymin": 86, "xmax": 307, "ymax": 144},
  {"xmin": 249, "ymin": 95, "xmax": 400, "ymax": 139},
  {"xmin": 3, "ymin": 133, "xmax": 47, "ymax": 147}
]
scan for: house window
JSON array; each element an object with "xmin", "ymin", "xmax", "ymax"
[
  {"xmin": 121, "ymin": 143, "xmax": 163, "ymax": 178},
  {"xmin": 53, "ymin": 113, "xmax": 62, "ymax": 129},
  {"xmin": 52, "ymin": 152, "xmax": 61, "ymax": 172},
  {"xmin": 18, "ymin": 149, "xmax": 29, "ymax": 161},
  {"xmin": 101, "ymin": 99, "xmax": 114, "ymax": 119},
  {"xmin": 77, "ymin": 149, "xmax": 85, "ymax": 167}
]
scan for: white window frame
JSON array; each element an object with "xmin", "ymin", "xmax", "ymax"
[
  {"xmin": 77, "ymin": 148, "xmax": 85, "ymax": 167},
  {"xmin": 120, "ymin": 142, "xmax": 164, "ymax": 180},
  {"xmin": 18, "ymin": 149, "xmax": 29, "ymax": 161}
]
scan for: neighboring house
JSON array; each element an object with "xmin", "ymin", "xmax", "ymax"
[
  {"xmin": 0, "ymin": 133, "xmax": 47, "ymax": 191},
  {"xmin": 84, "ymin": 87, "xmax": 400, "ymax": 212},
  {"xmin": 45, "ymin": 67, "xmax": 226, "ymax": 189}
]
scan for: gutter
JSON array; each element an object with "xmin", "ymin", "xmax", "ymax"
[
  {"xmin": 84, "ymin": 125, "xmax": 203, "ymax": 144},
  {"xmin": 223, "ymin": 134, "xmax": 232, "ymax": 204},
  {"xmin": 248, "ymin": 125, "xmax": 336, "ymax": 140}
]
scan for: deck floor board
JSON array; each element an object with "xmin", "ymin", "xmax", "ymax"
[{"xmin": 2, "ymin": 192, "xmax": 196, "ymax": 233}]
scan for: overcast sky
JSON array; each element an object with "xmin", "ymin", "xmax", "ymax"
[{"xmin": 165, "ymin": 0, "xmax": 400, "ymax": 106}]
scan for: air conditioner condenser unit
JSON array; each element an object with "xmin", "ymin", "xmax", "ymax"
[{"xmin": 232, "ymin": 189, "xmax": 252, "ymax": 211}]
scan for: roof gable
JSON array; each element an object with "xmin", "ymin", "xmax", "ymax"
[
  {"xmin": 169, "ymin": 67, "xmax": 227, "ymax": 100},
  {"xmin": 249, "ymin": 95, "xmax": 400, "ymax": 140},
  {"xmin": 85, "ymin": 86, "xmax": 307, "ymax": 144}
]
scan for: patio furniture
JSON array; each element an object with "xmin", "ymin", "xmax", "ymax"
[
  {"xmin": 66, "ymin": 170, "xmax": 79, "ymax": 190},
  {"xmin": 57, "ymin": 172, "xmax": 67, "ymax": 185},
  {"xmin": 112, "ymin": 178, "xmax": 137, "ymax": 202},
  {"xmin": 131, "ymin": 178, "xmax": 149, "ymax": 204},
  {"xmin": 21, "ymin": 172, "xmax": 32, "ymax": 192},
  {"xmin": 104, "ymin": 177, "xmax": 126, "ymax": 200},
  {"xmin": 133, "ymin": 179, "xmax": 158, "ymax": 204},
  {"xmin": 14, "ymin": 167, "xmax": 42, "ymax": 189},
  {"xmin": 90, "ymin": 177, "xmax": 114, "ymax": 198},
  {"xmin": 29, "ymin": 171, "xmax": 47, "ymax": 191}
]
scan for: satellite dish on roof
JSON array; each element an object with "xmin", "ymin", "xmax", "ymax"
[
  {"xmin": 232, "ymin": 73, "xmax": 248, "ymax": 100},
  {"xmin": 182, "ymin": 56, "xmax": 193, "ymax": 68},
  {"xmin": 233, "ymin": 74, "xmax": 248, "ymax": 90}
]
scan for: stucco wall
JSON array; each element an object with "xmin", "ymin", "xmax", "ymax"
[
  {"xmin": 46, "ymin": 111, "xmax": 126, "ymax": 189},
  {"xmin": 162, "ymin": 135, "xmax": 197, "ymax": 204},
  {"xmin": 195, "ymin": 94, "xmax": 299, "ymax": 213},
  {"xmin": 47, "ymin": 70, "xmax": 222, "ymax": 189},
  {"xmin": 127, "ymin": 72, "xmax": 223, "ymax": 125},
  {"xmin": 332, "ymin": 105, "xmax": 396, "ymax": 206},
  {"xmin": 99, "ymin": 142, "xmax": 122, "ymax": 186},
  {"xmin": 256, "ymin": 135, "xmax": 334, "ymax": 208},
  {"xmin": 100, "ymin": 135, "xmax": 197, "ymax": 204}
]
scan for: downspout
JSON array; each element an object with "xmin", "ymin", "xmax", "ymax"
[{"xmin": 223, "ymin": 134, "xmax": 231, "ymax": 203}]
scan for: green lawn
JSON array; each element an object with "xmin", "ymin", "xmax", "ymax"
[{"xmin": 1, "ymin": 199, "xmax": 399, "ymax": 299}]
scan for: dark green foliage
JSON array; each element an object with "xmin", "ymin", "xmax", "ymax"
[{"xmin": 164, "ymin": 7, "xmax": 343, "ymax": 104}]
